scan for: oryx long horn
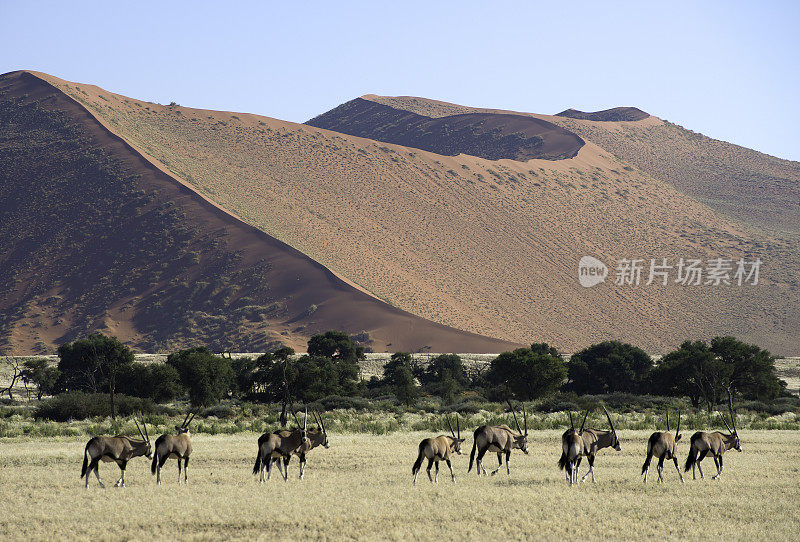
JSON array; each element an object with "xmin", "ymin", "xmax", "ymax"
[
  {"xmin": 134, "ymin": 417, "xmax": 145, "ymax": 441},
  {"xmin": 143, "ymin": 417, "xmax": 149, "ymax": 442},
  {"xmin": 602, "ymin": 404, "xmax": 616, "ymax": 435},
  {"xmin": 182, "ymin": 411, "xmax": 191, "ymax": 427},
  {"xmin": 456, "ymin": 414, "xmax": 460, "ymax": 439},
  {"xmin": 727, "ymin": 387, "xmax": 737, "ymax": 434},
  {"xmin": 675, "ymin": 410, "xmax": 681, "ymax": 439},
  {"xmin": 569, "ymin": 411, "xmax": 574, "ymax": 430},
  {"xmin": 317, "ymin": 410, "xmax": 326, "ymax": 435},
  {"xmin": 446, "ymin": 415, "xmax": 456, "ymax": 438},
  {"xmin": 312, "ymin": 410, "xmax": 321, "ymax": 431},
  {"xmin": 291, "ymin": 403, "xmax": 301, "ymax": 428},
  {"xmin": 186, "ymin": 412, "xmax": 196, "ymax": 427},
  {"xmin": 507, "ymin": 399, "xmax": 522, "ymax": 434},
  {"xmin": 522, "ymin": 403, "xmax": 528, "ymax": 436},
  {"xmin": 579, "ymin": 410, "xmax": 589, "ymax": 433},
  {"xmin": 666, "ymin": 410, "xmax": 670, "ymax": 432}
]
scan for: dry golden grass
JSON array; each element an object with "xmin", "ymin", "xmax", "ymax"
[
  {"xmin": 31, "ymin": 72, "xmax": 798, "ymax": 354},
  {"xmin": 1, "ymin": 430, "xmax": 798, "ymax": 540}
]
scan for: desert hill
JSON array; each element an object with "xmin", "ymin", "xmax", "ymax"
[
  {"xmin": 0, "ymin": 71, "xmax": 520, "ymax": 354},
  {"xmin": 306, "ymin": 97, "xmax": 584, "ymax": 161},
  {"xmin": 556, "ymin": 107, "xmax": 650, "ymax": 122},
  {"xmin": 1, "ymin": 72, "xmax": 797, "ymax": 355}
]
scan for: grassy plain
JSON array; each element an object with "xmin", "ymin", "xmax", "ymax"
[{"xmin": 1, "ymin": 430, "xmax": 798, "ymax": 540}]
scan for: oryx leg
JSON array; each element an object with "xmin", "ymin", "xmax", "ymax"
[
  {"xmin": 298, "ymin": 453, "xmax": 306, "ymax": 480},
  {"xmin": 426, "ymin": 458, "xmax": 434, "ymax": 483},
  {"xmin": 475, "ymin": 447, "xmax": 487, "ymax": 476},
  {"xmin": 157, "ymin": 454, "xmax": 168, "ymax": 485},
  {"xmin": 490, "ymin": 452, "xmax": 503, "ymax": 476},
  {"xmin": 283, "ymin": 456, "xmax": 290, "ymax": 480},
  {"xmin": 266, "ymin": 457, "xmax": 273, "ymax": 480},
  {"xmin": 673, "ymin": 457, "xmax": 684, "ymax": 483},
  {"xmin": 114, "ymin": 460, "xmax": 127, "ymax": 487},
  {"xmin": 656, "ymin": 456, "xmax": 665, "ymax": 483},
  {"xmin": 277, "ymin": 456, "xmax": 288, "ymax": 481},
  {"xmin": 696, "ymin": 450, "xmax": 707, "ymax": 479},
  {"xmin": 177, "ymin": 457, "xmax": 182, "ymax": 484},
  {"xmin": 718, "ymin": 455, "xmax": 723, "ymax": 478},
  {"xmin": 581, "ymin": 455, "xmax": 595, "ymax": 483},
  {"xmin": 184, "ymin": 457, "xmax": 189, "ymax": 484},
  {"xmin": 92, "ymin": 461, "xmax": 105, "ymax": 488},
  {"xmin": 506, "ymin": 451, "xmax": 511, "ymax": 475},
  {"xmin": 434, "ymin": 461, "xmax": 440, "ymax": 483},
  {"xmin": 445, "ymin": 458, "xmax": 455, "ymax": 482},
  {"xmin": 712, "ymin": 456, "xmax": 721, "ymax": 479}
]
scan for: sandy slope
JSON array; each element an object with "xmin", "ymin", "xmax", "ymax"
[
  {"xmin": 0, "ymin": 71, "xmax": 520, "ymax": 354},
  {"xmin": 17, "ymin": 73, "xmax": 795, "ymax": 354}
]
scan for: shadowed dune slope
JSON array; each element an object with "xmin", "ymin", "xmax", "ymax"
[
  {"xmin": 6, "ymin": 75, "xmax": 799, "ymax": 355},
  {"xmin": 306, "ymin": 97, "xmax": 584, "ymax": 161},
  {"xmin": 0, "ymin": 71, "xmax": 520, "ymax": 354},
  {"xmin": 556, "ymin": 107, "xmax": 649, "ymax": 122}
]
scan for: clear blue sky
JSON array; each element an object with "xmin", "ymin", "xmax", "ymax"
[{"xmin": 2, "ymin": 1, "xmax": 798, "ymax": 161}]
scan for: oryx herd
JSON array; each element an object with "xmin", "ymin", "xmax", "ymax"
[{"xmin": 78, "ymin": 394, "xmax": 741, "ymax": 488}]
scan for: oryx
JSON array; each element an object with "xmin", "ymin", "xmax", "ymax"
[
  {"xmin": 80, "ymin": 415, "xmax": 152, "ymax": 488},
  {"xmin": 684, "ymin": 388, "xmax": 741, "ymax": 480},
  {"xmin": 252, "ymin": 409, "xmax": 310, "ymax": 482},
  {"xmin": 642, "ymin": 409, "xmax": 683, "ymax": 483},
  {"xmin": 468, "ymin": 400, "xmax": 528, "ymax": 476},
  {"xmin": 412, "ymin": 414, "xmax": 465, "ymax": 484},
  {"xmin": 558, "ymin": 410, "xmax": 588, "ymax": 485},
  {"xmin": 578, "ymin": 405, "xmax": 621, "ymax": 483},
  {"xmin": 274, "ymin": 410, "xmax": 330, "ymax": 480},
  {"xmin": 151, "ymin": 411, "xmax": 194, "ymax": 485}
]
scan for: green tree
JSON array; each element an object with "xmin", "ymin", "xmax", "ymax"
[
  {"xmin": 652, "ymin": 338, "xmax": 785, "ymax": 407},
  {"xmin": 711, "ymin": 336, "xmax": 785, "ymax": 401},
  {"xmin": 167, "ymin": 347, "xmax": 234, "ymax": 407},
  {"xmin": 382, "ymin": 352, "xmax": 418, "ymax": 406},
  {"xmin": 56, "ymin": 334, "xmax": 134, "ymax": 419},
  {"xmin": 568, "ymin": 341, "xmax": 652, "ymax": 394},
  {"xmin": 116, "ymin": 362, "xmax": 182, "ymax": 403},
  {"xmin": 307, "ymin": 330, "xmax": 365, "ymax": 363},
  {"xmin": 21, "ymin": 359, "xmax": 60, "ymax": 400},
  {"xmin": 486, "ymin": 344, "xmax": 566, "ymax": 400}
]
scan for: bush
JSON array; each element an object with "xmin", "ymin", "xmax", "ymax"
[
  {"xmin": 568, "ymin": 341, "xmax": 652, "ymax": 394},
  {"xmin": 486, "ymin": 345, "xmax": 566, "ymax": 400},
  {"xmin": 167, "ymin": 347, "xmax": 234, "ymax": 407},
  {"xmin": 35, "ymin": 392, "xmax": 156, "ymax": 421}
]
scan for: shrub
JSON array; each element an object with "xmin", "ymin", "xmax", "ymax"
[{"xmin": 35, "ymin": 392, "xmax": 156, "ymax": 421}]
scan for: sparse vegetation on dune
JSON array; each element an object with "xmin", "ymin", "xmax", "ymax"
[{"xmin": 0, "ymin": 430, "xmax": 798, "ymax": 540}]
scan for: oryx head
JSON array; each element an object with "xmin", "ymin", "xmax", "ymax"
[
  {"xmin": 313, "ymin": 410, "xmax": 329, "ymax": 448},
  {"xmin": 446, "ymin": 414, "xmax": 465, "ymax": 454},
  {"xmin": 134, "ymin": 415, "xmax": 153, "ymax": 459},
  {"xmin": 602, "ymin": 405, "xmax": 621, "ymax": 451},
  {"xmin": 292, "ymin": 407, "xmax": 309, "ymax": 442},
  {"xmin": 176, "ymin": 411, "xmax": 195, "ymax": 434},
  {"xmin": 723, "ymin": 388, "xmax": 741, "ymax": 452},
  {"xmin": 507, "ymin": 400, "xmax": 529, "ymax": 454}
]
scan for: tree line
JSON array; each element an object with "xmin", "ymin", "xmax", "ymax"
[{"xmin": 15, "ymin": 331, "xmax": 789, "ymax": 419}]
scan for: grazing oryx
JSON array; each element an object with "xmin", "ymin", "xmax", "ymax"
[
  {"xmin": 642, "ymin": 410, "xmax": 683, "ymax": 483},
  {"xmin": 468, "ymin": 400, "xmax": 528, "ymax": 476},
  {"xmin": 578, "ymin": 405, "xmax": 621, "ymax": 483},
  {"xmin": 252, "ymin": 409, "xmax": 310, "ymax": 482},
  {"xmin": 685, "ymin": 389, "xmax": 741, "ymax": 480},
  {"xmin": 275, "ymin": 410, "xmax": 330, "ymax": 480},
  {"xmin": 558, "ymin": 410, "xmax": 588, "ymax": 485},
  {"xmin": 151, "ymin": 411, "xmax": 194, "ymax": 485},
  {"xmin": 80, "ymin": 416, "xmax": 152, "ymax": 488},
  {"xmin": 412, "ymin": 415, "xmax": 465, "ymax": 484}
]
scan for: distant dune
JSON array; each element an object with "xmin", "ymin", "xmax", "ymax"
[
  {"xmin": 1, "ymin": 73, "xmax": 798, "ymax": 355},
  {"xmin": 306, "ymin": 98, "xmax": 584, "ymax": 161},
  {"xmin": 556, "ymin": 107, "xmax": 650, "ymax": 122}
]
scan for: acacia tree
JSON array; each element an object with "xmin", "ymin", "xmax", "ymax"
[
  {"xmin": 21, "ymin": 359, "xmax": 60, "ymax": 400},
  {"xmin": 486, "ymin": 344, "xmax": 566, "ymax": 400},
  {"xmin": 57, "ymin": 334, "xmax": 134, "ymax": 419},
  {"xmin": 567, "ymin": 341, "xmax": 652, "ymax": 394},
  {"xmin": 167, "ymin": 347, "xmax": 234, "ymax": 407}
]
